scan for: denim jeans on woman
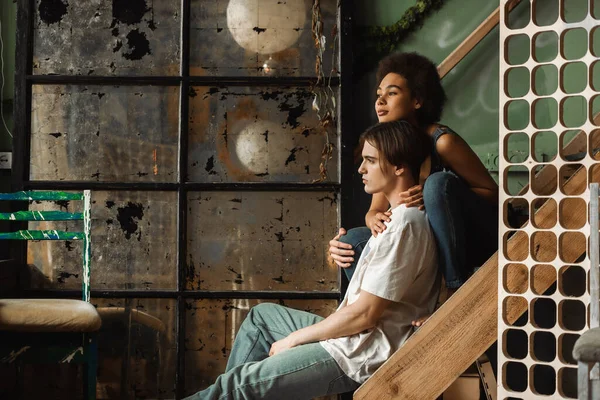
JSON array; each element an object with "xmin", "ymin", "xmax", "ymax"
[{"xmin": 184, "ymin": 303, "xmax": 360, "ymax": 400}]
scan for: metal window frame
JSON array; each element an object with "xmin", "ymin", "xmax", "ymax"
[{"xmin": 13, "ymin": 0, "xmax": 354, "ymax": 398}]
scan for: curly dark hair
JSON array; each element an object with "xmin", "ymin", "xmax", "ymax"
[{"xmin": 376, "ymin": 52, "xmax": 447, "ymax": 126}]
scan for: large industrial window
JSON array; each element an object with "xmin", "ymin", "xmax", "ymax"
[{"xmin": 10, "ymin": 0, "xmax": 352, "ymax": 398}]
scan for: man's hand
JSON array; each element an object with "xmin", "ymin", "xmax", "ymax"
[
  {"xmin": 366, "ymin": 210, "xmax": 392, "ymax": 237},
  {"xmin": 269, "ymin": 336, "xmax": 297, "ymax": 357},
  {"xmin": 398, "ymin": 185, "xmax": 424, "ymax": 210},
  {"xmin": 328, "ymin": 228, "xmax": 355, "ymax": 268}
]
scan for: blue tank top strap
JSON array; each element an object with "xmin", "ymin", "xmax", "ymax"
[{"xmin": 432, "ymin": 126, "xmax": 454, "ymax": 143}]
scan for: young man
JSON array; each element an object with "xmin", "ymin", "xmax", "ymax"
[{"xmin": 184, "ymin": 120, "xmax": 439, "ymax": 400}]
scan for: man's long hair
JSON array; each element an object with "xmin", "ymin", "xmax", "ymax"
[{"xmin": 359, "ymin": 120, "xmax": 431, "ymax": 182}]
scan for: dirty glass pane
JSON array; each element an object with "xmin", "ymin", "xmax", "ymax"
[
  {"xmin": 190, "ymin": 0, "xmax": 339, "ymax": 77},
  {"xmin": 30, "ymin": 85, "xmax": 179, "ymax": 182},
  {"xmin": 94, "ymin": 298, "xmax": 177, "ymax": 399},
  {"xmin": 188, "ymin": 86, "xmax": 339, "ymax": 183},
  {"xmin": 33, "ymin": 0, "xmax": 180, "ymax": 76},
  {"xmin": 26, "ymin": 191, "xmax": 177, "ymax": 291},
  {"xmin": 184, "ymin": 298, "xmax": 338, "ymax": 396},
  {"xmin": 186, "ymin": 191, "xmax": 339, "ymax": 291}
]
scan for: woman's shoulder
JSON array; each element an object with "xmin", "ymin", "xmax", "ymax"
[
  {"xmin": 432, "ymin": 124, "xmax": 458, "ymax": 138},
  {"xmin": 433, "ymin": 124, "xmax": 466, "ymax": 151}
]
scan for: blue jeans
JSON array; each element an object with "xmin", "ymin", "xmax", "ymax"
[
  {"xmin": 423, "ymin": 171, "xmax": 498, "ymax": 289},
  {"xmin": 184, "ymin": 303, "xmax": 360, "ymax": 400},
  {"xmin": 338, "ymin": 227, "xmax": 371, "ymax": 281}
]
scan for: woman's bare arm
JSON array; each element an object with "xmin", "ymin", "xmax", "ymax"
[{"xmin": 436, "ymin": 133, "xmax": 498, "ymax": 204}]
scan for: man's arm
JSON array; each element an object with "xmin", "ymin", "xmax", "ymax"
[{"xmin": 269, "ymin": 291, "xmax": 392, "ymax": 356}]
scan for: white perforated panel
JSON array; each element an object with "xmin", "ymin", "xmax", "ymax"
[{"xmin": 499, "ymin": 0, "xmax": 599, "ymax": 398}]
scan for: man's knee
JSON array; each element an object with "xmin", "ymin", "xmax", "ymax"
[
  {"xmin": 338, "ymin": 227, "xmax": 371, "ymax": 247},
  {"xmin": 249, "ymin": 303, "xmax": 281, "ymax": 323},
  {"xmin": 423, "ymin": 171, "xmax": 460, "ymax": 207}
]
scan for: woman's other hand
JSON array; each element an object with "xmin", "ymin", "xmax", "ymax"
[
  {"xmin": 365, "ymin": 210, "xmax": 392, "ymax": 237},
  {"xmin": 398, "ymin": 184, "xmax": 424, "ymax": 210}
]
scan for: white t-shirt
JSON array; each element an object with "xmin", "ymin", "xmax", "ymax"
[{"xmin": 320, "ymin": 204, "xmax": 440, "ymax": 383}]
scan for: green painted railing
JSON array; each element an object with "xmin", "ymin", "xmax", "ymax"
[
  {"xmin": 0, "ymin": 211, "xmax": 83, "ymax": 221},
  {"xmin": 0, "ymin": 190, "xmax": 92, "ymax": 302},
  {"xmin": 0, "ymin": 230, "xmax": 84, "ymax": 240},
  {"xmin": 0, "ymin": 191, "xmax": 84, "ymax": 201}
]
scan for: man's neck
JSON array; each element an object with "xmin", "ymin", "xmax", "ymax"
[{"xmin": 383, "ymin": 177, "xmax": 417, "ymax": 208}]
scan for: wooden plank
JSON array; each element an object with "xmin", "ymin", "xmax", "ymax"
[
  {"xmin": 0, "ymin": 211, "xmax": 83, "ymax": 221},
  {"xmin": 438, "ymin": 0, "xmax": 521, "ymax": 79},
  {"xmin": 591, "ymin": 184, "xmax": 599, "ymax": 328},
  {"xmin": 354, "ymin": 163, "xmax": 594, "ymax": 400}
]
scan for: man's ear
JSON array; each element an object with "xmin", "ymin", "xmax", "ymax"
[{"xmin": 395, "ymin": 166, "xmax": 405, "ymax": 176}]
